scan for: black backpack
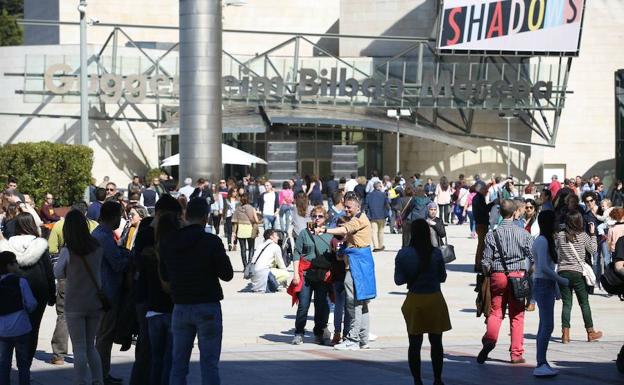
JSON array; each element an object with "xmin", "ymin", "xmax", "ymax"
[
  {"xmin": 0, "ymin": 274, "xmax": 23, "ymax": 316},
  {"xmin": 600, "ymin": 262, "xmax": 624, "ymax": 298}
]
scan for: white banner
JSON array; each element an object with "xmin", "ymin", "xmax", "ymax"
[{"xmin": 437, "ymin": 0, "xmax": 585, "ymax": 55}]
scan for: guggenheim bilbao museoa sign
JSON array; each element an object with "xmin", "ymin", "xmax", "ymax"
[
  {"xmin": 43, "ymin": 64, "xmax": 553, "ymax": 108},
  {"xmin": 438, "ymin": 0, "xmax": 585, "ymax": 55}
]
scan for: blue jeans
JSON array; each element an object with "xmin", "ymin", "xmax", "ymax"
[
  {"xmin": 467, "ymin": 210, "xmax": 476, "ymax": 233},
  {"xmin": 148, "ymin": 313, "xmax": 173, "ymax": 385},
  {"xmin": 597, "ymin": 240, "xmax": 611, "ymax": 285},
  {"xmin": 170, "ymin": 303, "xmax": 223, "ymax": 385},
  {"xmin": 263, "ymin": 215, "xmax": 276, "ymax": 230},
  {"xmin": 279, "ymin": 205, "xmax": 291, "ymax": 233},
  {"xmin": 534, "ymin": 278, "xmax": 556, "ymax": 366},
  {"xmin": 0, "ymin": 333, "xmax": 30, "ymax": 385},
  {"xmin": 333, "ymin": 281, "xmax": 352, "ymax": 335},
  {"xmin": 295, "ymin": 279, "xmax": 329, "ymax": 336}
]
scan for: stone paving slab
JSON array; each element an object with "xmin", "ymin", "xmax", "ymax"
[{"xmin": 13, "ymin": 224, "xmax": 624, "ymax": 384}]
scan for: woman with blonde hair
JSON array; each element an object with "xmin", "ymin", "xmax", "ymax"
[{"xmin": 292, "ymin": 205, "xmax": 333, "ymax": 345}]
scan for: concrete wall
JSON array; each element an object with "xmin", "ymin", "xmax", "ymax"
[
  {"xmin": 51, "ymin": 0, "xmax": 339, "ymax": 57},
  {"xmin": 541, "ymin": 1, "xmax": 621, "ymax": 182},
  {"xmin": 0, "ymin": 45, "xmax": 161, "ymax": 187},
  {"xmin": 339, "ymin": 0, "xmax": 437, "ymax": 57}
]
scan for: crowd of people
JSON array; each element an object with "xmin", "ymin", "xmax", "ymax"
[{"xmin": 0, "ymin": 170, "xmax": 623, "ymax": 385}]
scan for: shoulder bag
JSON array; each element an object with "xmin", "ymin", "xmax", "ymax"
[
  {"xmin": 398, "ymin": 197, "xmax": 413, "ymax": 226},
  {"xmin": 439, "ymin": 235, "xmax": 456, "ymax": 264},
  {"xmin": 76, "ymin": 252, "xmax": 111, "ymax": 312},
  {"xmin": 569, "ymin": 242, "xmax": 596, "ymax": 287},
  {"xmin": 304, "ymin": 231, "xmax": 332, "ymax": 282},
  {"xmin": 493, "ymin": 230, "xmax": 531, "ymax": 300},
  {"xmin": 243, "ymin": 242, "xmax": 273, "ymax": 280}
]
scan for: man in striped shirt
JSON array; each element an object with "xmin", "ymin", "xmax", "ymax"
[{"xmin": 478, "ymin": 199, "xmax": 534, "ymax": 365}]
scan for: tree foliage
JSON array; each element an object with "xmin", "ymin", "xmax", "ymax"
[
  {"xmin": 0, "ymin": 0, "xmax": 23, "ymax": 46},
  {"xmin": 0, "ymin": 142, "xmax": 93, "ymax": 207}
]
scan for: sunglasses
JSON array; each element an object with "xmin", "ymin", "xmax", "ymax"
[
  {"xmin": 312, "ymin": 214, "xmax": 325, "ymax": 219},
  {"xmin": 106, "ymin": 188, "xmax": 115, "ymax": 192},
  {"xmin": 526, "ymin": 206, "xmax": 534, "ymax": 209},
  {"xmin": 585, "ymin": 199, "xmax": 594, "ymax": 203}
]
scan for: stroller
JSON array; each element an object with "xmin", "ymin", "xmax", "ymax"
[{"xmin": 273, "ymin": 229, "xmax": 293, "ymax": 268}]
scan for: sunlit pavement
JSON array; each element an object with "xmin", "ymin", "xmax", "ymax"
[{"xmin": 24, "ymin": 223, "xmax": 624, "ymax": 384}]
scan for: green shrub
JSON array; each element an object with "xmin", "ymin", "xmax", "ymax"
[
  {"xmin": 145, "ymin": 168, "xmax": 162, "ymax": 183},
  {"xmin": 0, "ymin": 142, "xmax": 93, "ymax": 207}
]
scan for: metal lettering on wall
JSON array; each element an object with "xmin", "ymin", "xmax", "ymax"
[{"xmin": 40, "ymin": 63, "xmax": 553, "ymax": 109}]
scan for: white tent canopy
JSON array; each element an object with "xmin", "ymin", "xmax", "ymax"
[{"xmin": 160, "ymin": 143, "xmax": 267, "ymax": 167}]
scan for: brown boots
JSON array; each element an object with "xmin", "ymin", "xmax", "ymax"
[
  {"xmin": 586, "ymin": 328, "xmax": 603, "ymax": 342},
  {"xmin": 562, "ymin": 328, "xmax": 570, "ymax": 344},
  {"xmin": 562, "ymin": 327, "xmax": 603, "ymax": 343}
]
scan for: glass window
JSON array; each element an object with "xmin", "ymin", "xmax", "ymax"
[{"xmin": 298, "ymin": 141, "xmax": 316, "ymax": 158}]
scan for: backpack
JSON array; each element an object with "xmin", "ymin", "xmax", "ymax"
[
  {"xmin": 405, "ymin": 196, "xmax": 428, "ymax": 222},
  {"xmin": 0, "ymin": 274, "xmax": 24, "ymax": 316},
  {"xmin": 387, "ymin": 187, "xmax": 399, "ymax": 200},
  {"xmin": 600, "ymin": 262, "xmax": 624, "ymax": 297}
]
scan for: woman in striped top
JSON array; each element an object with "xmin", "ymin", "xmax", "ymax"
[{"xmin": 556, "ymin": 211, "xmax": 602, "ymax": 343}]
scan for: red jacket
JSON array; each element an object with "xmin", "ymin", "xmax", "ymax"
[{"xmin": 287, "ymin": 258, "xmax": 311, "ymax": 306}]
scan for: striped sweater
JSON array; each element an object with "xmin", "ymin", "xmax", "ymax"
[{"xmin": 556, "ymin": 232, "xmax": 597, "ymax": 274}]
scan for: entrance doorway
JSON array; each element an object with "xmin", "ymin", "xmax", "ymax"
[{"xmin": 299, "ymin": 159, "xmax": 331, "ymax": 178}]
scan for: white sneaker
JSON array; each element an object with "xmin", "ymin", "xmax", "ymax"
[
  {"xmin": 369, "ymin": 333, "xmax": 378, "ymax": 342},
  {"xmin": 292, "ymin": 334, "xmax": 304, "ymax": 345},
  {"xmin": 322, "ymin": 328, "xmax": 332, "ymax": 345},
  {"xmin": 533, "ymin": 363, "xmax": 559, "ymax": 377},
  {"xmin": 334, "ymin": 340, "xmax": 360, "ymax": 351}
]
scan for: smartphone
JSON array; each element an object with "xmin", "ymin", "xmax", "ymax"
[{"xmin": 307, "ymin": 222, "xmax": 316, "ymax": 231}]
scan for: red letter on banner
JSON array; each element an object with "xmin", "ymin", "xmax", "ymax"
[
  {"xmin": 487, "ymin": 1, "xmax": 504, "ymax": 38},
  {"xmin": 447, "ymin": 7, "xmax": 462, "ymax": 45}
]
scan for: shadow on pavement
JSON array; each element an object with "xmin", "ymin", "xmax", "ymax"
[
  {"xmin": 445, "ymin": 264, "xmax": 478, "ymax": 273},
  {"xmin": 23, "ymin": 352, "xmax": 624, "ymax": 385}
]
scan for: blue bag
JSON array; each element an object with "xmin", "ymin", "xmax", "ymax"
[{"xmin": 341, "ymin": 247, "xmax": 377, "ymax": 301}]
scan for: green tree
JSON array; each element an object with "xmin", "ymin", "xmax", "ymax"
[
  {"xmin": 0, "ymin": 8, "xmax": 22, "ymax": 46},
  {"xmin": 0, "ymin": 142, "xmax": 93, "ymax": 207},
  {"xmin": 0, "ymin": 0, "xmax": 23, "ymax": 14},
  {"xmin": 0, "ymin": 0, "xmax": 23, "ymax": 46}
]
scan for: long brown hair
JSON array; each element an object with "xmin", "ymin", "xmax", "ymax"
[
  {"xmin": 295, "ymin": 191, "xmax": 308, "ymax": 217},
  {"xmin": 564, "ymin": 211, "xmax": 584, "ymax": 243}
]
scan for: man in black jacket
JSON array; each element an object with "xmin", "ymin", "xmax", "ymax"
[
  {"xmin": 473, "ymin": 181, "xmax": 496, "ymax": 272},
  {"xmin": 160, "ymin": 198, "xmax": 233, "ymax": 385}
]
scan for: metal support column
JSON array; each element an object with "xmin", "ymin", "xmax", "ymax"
[
  {"xmin": 179, "ymin": 0, "xmax": 223, "ymax": 182},
  {"xmin": 396, "ymin": 117, "xmax": 400, "ymax": 175},
  {"xmin": 79, "ymin": 0, "xmax": 88, "ymax": 146}
]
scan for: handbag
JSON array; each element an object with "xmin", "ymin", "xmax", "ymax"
[
  {"xmin": 493, "ymin": 230, "xmax": 531, "ymax": 300},
  {"xmin": 243, "ymin": 243, "xmax": 272, "ymax": 280},
  {"xmin": 569, "ymin": 243, "xmax": 597, "ymax": 287},
  {"xmin": 600, "ymin": 262, "xmax": 624, "ymax": 296},
  {"xmin": 76, "ymin": 251, "xmax": 111, "ymax": 312},
  {"xmin": 437, "ymin": 234, "xmax": 456, "ymax": 264}
]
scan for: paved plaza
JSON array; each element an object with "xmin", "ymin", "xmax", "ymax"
[{"xmin": 17, "ymin": 224, "xmax": 624, "ymax": 385}]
